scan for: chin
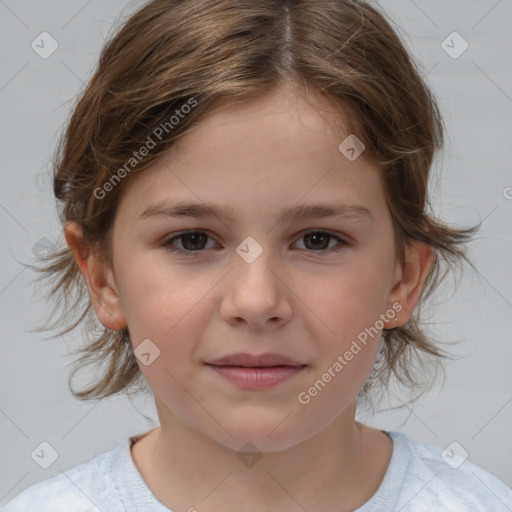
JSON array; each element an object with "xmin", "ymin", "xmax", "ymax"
[{"xmin": 202, "ymin": 413, "xmax": 316, "ymax": 454}]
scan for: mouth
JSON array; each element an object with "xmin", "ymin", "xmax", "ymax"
[{"xmin": 205, "ymin": 352, "xmax": 308, "ymax": 389}]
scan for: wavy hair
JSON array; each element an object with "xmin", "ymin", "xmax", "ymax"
[{"xmin": 34, "ymin": 0, "xmax": 478, "ymax": 409}]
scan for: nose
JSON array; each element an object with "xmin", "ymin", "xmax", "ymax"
[{"xmin": 219, "ymin": 247, "xmax": 293, "ymax": 330}]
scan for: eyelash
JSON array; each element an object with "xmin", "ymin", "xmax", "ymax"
[{"xmin": 161, "ymin": 230, "xmax": 350, "ymax": 256}]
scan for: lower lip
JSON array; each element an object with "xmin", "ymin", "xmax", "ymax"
[{"xmin": 206, "ymin": 365, "xmax": 306, "ymax": 389}]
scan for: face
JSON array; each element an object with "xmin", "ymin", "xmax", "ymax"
[{"xmin": 105, "ymin": 86, "xmax": 402, "ymax": 451}]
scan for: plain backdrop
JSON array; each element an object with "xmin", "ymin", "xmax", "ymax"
[{"xmin": 1, "ymin": 0, "xmax": 511, "ymax": 505}]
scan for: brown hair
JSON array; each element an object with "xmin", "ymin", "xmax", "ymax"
[{"xmin": 35, "ymin": 0, "xmax": 478, "ymax": 408}]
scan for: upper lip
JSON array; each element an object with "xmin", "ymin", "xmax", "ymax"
[{"xmin": 206, "ymin": 352, "xmax": 306, "ymax": 367}]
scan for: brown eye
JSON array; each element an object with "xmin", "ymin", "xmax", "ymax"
[
  {"xmin": 162, "ymin": 229, "xmax": 349, "ymax": 256},
  {"xmin": 179, "ymin": 232, "xmax": 208, "ymax": 251},
  {"xmin": 303, "ymin": 232, "xmax": 331, "ymax": 250},
  {"xmin": 163, "ymin": 231, "xmax": 215, "ymax": 253},
  {"xmin": 295, "ymin": 231, "xmax": 348, "ymax": 252}
]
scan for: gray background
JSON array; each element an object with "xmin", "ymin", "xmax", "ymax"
[{"xmin": 1, "ymin": 0, "xmax": 511, "ymax": 505}]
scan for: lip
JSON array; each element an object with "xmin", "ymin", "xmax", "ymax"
[
  {"xmin": 206, "ymin": 352, "xmax": 306, "ymax": 367},
  {"xmin": 205, "ymin": 352, "xmax": 307, "ymax": 389}
]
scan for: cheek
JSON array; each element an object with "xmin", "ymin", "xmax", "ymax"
[
  {"xmin": 116, "ymin": 260, "xmax": 222, "ymax": 376},
  {"xmin": 299, "ymin": 251, "xmax": 394, "ymax": 349},
  {"xmin": 119, "ymin": 267, "xmax": 216, "ymax": 413},
  {"xmin": 292, "ymin": 262, "xmax": 388, "ymax": 418},
  {"xmin": 116, "ymin": 251, "xmax": 211, "ymax": 336}
]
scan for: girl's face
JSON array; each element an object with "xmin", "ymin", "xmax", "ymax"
[{"xmin": 107, "ymin": 86, "xmax": 403, "ymax": 451}]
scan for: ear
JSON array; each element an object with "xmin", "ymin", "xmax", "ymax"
[
  {"xmin": 384, "ymin": 240, "xmax": 434, "ymax": 328},
  {"xmin": 64, "ymin": 221, "xmax": 127, "ymax": 331}
]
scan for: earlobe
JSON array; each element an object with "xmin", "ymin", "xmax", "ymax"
[
  {"xmin": 64, "ymin": 221, "xmax": 127, "ymax": 331},
  {"xmin": 385, "ymin": 240, "xmax": 434, "ymax": 328}
]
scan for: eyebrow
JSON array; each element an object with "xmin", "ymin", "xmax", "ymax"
[{"xmin": 139, "ymin": 200, "xmax": 373, "ymax": 224}]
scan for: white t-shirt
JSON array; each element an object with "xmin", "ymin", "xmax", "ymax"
[{"xmin": 2, "ymin": 430, "xmax": 512, "ymax": 511}]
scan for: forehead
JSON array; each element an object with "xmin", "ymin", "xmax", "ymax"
[
  {"xmin": 175, "ymin": 85, "xmax": 353, "ymax": 158},
  {"xmin": 115, "ymin": 85, "xmax": 388, "ymax": 225}
]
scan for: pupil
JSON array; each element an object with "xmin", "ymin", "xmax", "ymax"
[
  {"xmin": 184, "ymin": 233, "xmax": 205, "ymax": 250},
  {"xmin": 306, "ymin": 233, "xmax": 328, "ymax": 250},
  {"xmin": 181, "ymin": 232, "xmax": 330, "ymax": 251}
]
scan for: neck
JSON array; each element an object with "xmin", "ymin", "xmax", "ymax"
[{"xmin": 131, "ymin": 402, "xmax": 392, "ymax": 512}]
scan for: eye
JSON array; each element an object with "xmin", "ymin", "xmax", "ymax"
[
  {"xmin": 293, "ymin": 230, "xmax": 349, "ymax": 252},
  {"xmin": 162, "ymin": 229, "xmax": 350, "ymax": 255},
  {"xmin": 162, "ymin": 230, "xmax": 217, "ymax": 254}
]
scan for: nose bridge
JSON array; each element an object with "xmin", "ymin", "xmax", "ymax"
[
  {"xmin": 218, "ymin": 228, "xmax": 296, "ymax": 329},
  {"xmin": 224, "ymin": 234, "xmax": 288, "ymax": 317},
  {"xmin": 234, "ymin": 234, "xmax": 278, "ymax": 289},
  {"xmin": 221, "ymin": 241, "xmax": 292, "ymax": 329}
]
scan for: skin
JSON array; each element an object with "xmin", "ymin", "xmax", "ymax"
[{"xmin": 65, "ymin": 84, "xmax": 433, "ymax": 512}]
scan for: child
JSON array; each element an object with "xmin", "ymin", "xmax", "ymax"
[{"xmin": 4, "ymin": 0, "xmax": 512, "ymax": 510}]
